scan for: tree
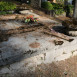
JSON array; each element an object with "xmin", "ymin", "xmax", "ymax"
[{"xmin": 73, "ymin": 0, "xmax": 77, "ymax": 18}]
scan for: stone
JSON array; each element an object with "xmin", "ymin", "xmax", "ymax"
[
  {"xmin": 19, "ymin": 10, "xmax": 33, "ymax": 14},
  {"xmin": 68, "ymin": 30, "xmax": 77, "ymax": 36}
]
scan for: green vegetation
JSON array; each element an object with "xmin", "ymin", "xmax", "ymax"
[
  {"xmin": 41, "ymin": 2, "xmax": 64, "ymax": 15},
  {"xmin": 64, "ymin": 4, "xmax": 74, "ymax": 16},
  {"xmin": 0, "ymin": 1, "xmax": 16, "ymax": 11},
  {"xmin": 41, "ymin": 2, "xmax": 74, "ymax": 15},
  {"xmin": 51, "ymin": 3, "xmax": 64, "ymax": 9},
  {"xmin": 55, "ymin": 9, "xmax": 64, "ymax": 15},
  {"xmin": 0, "ymin": 1, "xmax": 16, "ymax": 15},
  {"xmin": 51, "ymin": 3, "xmax": 64, "ymax": 15},
  {"xmin": 67, "ymin": 4, "xmax": 74, "ymax": 13},
  {"xmin": 41, "ymin": 2, "xmax": 53, "ymax": 11},
  {"xmin": 0, "ymin": 11, "xmax": 13, "ymax": 15}
]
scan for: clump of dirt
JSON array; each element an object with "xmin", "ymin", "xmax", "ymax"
[
  {"xmin": 54, "ymin": 40, "xmax": 64, "ymax": 45},
  {"xmin": 29, "ymin": 42, "xmax": 40, "ymax": 48}
]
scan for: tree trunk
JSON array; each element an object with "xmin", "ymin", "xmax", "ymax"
[{"xmin": 73, "ymin": 0, "xmax": 77, "ymax": 18}]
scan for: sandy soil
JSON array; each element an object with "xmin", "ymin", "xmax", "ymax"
[{"xmin": 14, "ymin": 56, "xmax": 77, "ymax": 77}]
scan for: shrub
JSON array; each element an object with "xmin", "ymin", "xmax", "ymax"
[
  {"xmin": 41, "ymin": 2, "xmax": 53, "ymax": 10},
  {"xmin": 51, "ymin": 3, "xmax": 64, "ymax": 15},
  {"xmin": 55, "ymin": 9, "xmax": 64, "ymax": 15},
  {"xmin": 0, "ymin": 1, "xmax": 16, "ymax": 11},
  {"xmin": 41, "ymin": 2, "xmax": 64, "ymax": 15},
  {"xmin": 64, "ymin": 4, "xmax": 74, "ymax": 16},
  {"xmin": 51, "ymin": 3, "xmax": 64, "ymax": 9}
]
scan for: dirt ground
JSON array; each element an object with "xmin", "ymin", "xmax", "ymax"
[
  {"xmin": 13, "ymin": 56, "xmax": 77, "ymax": 77},
  {"xmin": 0, "ymin": 1, "xmax": 76, "ymax": 77},
  {"xmin": 34, "ymin": 56, "xmax": 77, "ymax": 77}
]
